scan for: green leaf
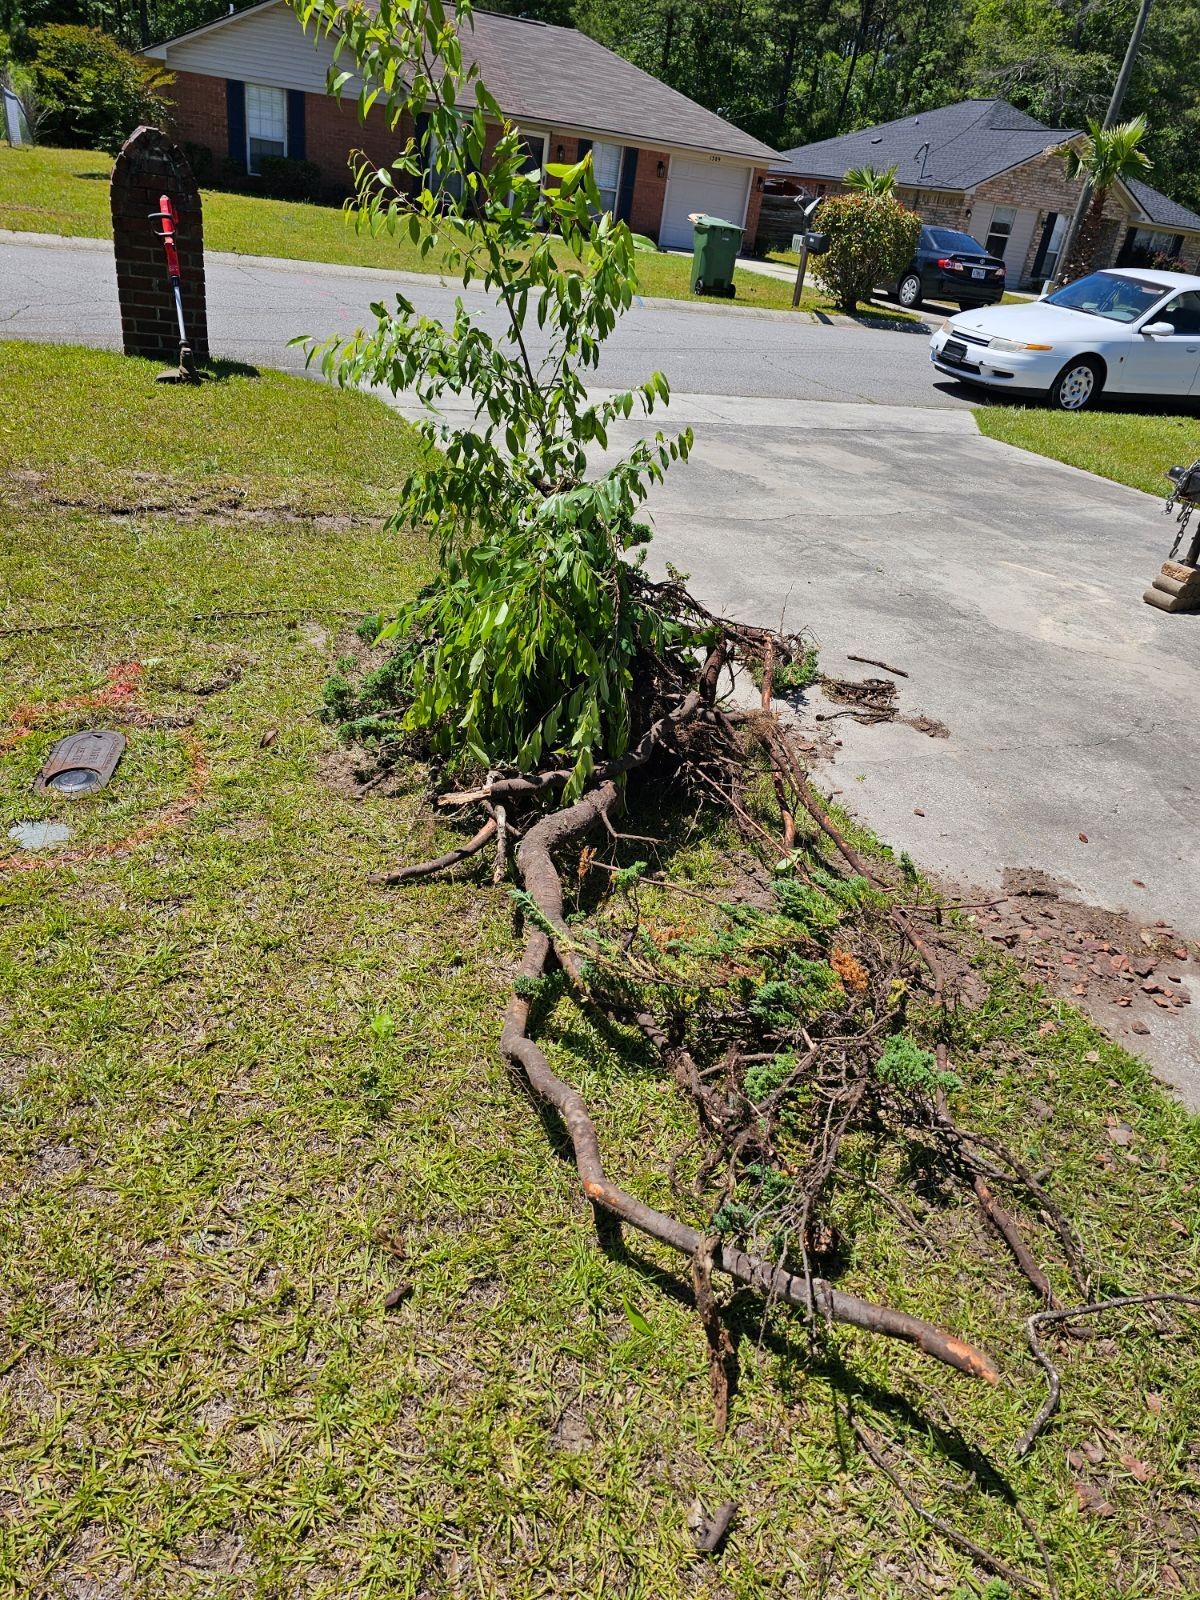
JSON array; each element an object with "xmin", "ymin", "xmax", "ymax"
[{"xmin": 622, "ymin": 1298, "xmax": 652, "ymax": 1337}]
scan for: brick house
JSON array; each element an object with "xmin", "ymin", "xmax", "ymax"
[
  {"xmin": 146, "ymin": 2, "xmax": 775, "ymax": 249},
  {"xmin": 767, "ymin": 100, "xmax": 1200, "ymax": 288}
]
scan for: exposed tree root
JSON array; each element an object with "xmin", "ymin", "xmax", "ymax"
[
  {"xmin": 496, "ymin": 748, "xmax": 999, "ymax": 1383},
  {"xmin": 369, "ymin": 816, "xmax": 497, "ymax": 884},
  {"xmin": 501, "ymin": 907, "xmax": 998, "ymax": 1379},
  {"xmin": 348, "ymin": 584, "xmax": 1188, "ymax": 1579},
  {"xmin": 847, "ymin": 1409, "xmax": 1048, "ymax": 1596}
]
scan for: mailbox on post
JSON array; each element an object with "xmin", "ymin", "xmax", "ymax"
[{"xmin": 791, "ymin": 199, "xmax": 827, "ymax": 308}]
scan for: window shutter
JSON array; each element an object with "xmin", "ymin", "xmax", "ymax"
[
  {"xmin": 415, "ymin": 111, "xmax": 431, "ymax": 181},
  {"xmin": 615, "ymin": 146, "xmax": 638, "ymax": 223},
  {"xmin": 576, "ymin": 137, "xmax": 591, "ymax": 160},
  {"xmin": 1031, "ymin": 211, "xmax": 1058, "ymax": 278},
  {"xmin": 226, "ymin": 79, "xmax": 246, "ymax": 168},
  {"xmin": 286, "ymin": 89, "xmax": 306, "ymax": 161}
]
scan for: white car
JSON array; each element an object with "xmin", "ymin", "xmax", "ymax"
[{"xmin": 929, "ymin": 267, "xmax": 1200, "ymax": 411}]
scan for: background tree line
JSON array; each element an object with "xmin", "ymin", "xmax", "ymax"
[
  {"xmin": 560, "ymin": 0, "xmax": 1200, "ymax": 209},
  {"xmin": 3, "ymin": 0, "xmax": 1198, "ymax": 210}
]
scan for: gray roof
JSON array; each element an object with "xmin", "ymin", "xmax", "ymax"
[
  {"xmin": 775, "ymin": 98, "xmax": 1200, "ymax": 232},
  {"xmin": 1125, "ymin": 176, "xmax": 1200, "ymax": 232},
  {"xmin": 457, "ymin": 10, "xmax": 776, "ymax": 162},
  {"xmin": 774, "ymin": 100, "xmax": 1074, "ymax": 191}
]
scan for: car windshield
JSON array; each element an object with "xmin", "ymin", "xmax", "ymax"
[
  {"xmin": 1046, "ymin": 272, "xmax": 1168, "ymax": 322},
  {"xmin": 926, "ymin": 228, "xmax": 986, "ymax": 254}
]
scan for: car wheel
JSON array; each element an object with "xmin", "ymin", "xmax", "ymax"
[
  {"xmin": 898, "ymin": 273, "xmax": 923, "ymax": 309},
  {"xmin": 1051, "ymin": 356, "xmax": 1103, "ymax": 412}
]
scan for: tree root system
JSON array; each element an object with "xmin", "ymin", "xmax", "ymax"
[{"xmin": 351, "ymin": 577, "xmax": 1198, "ymax": 1586}]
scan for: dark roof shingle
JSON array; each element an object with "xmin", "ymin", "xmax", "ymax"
[
  {"xmin": 1125, "ymin": 176, "xmax": 1200, "ymax": 232},
  {"xmin": 774, "ymin": 99, "xmax": 1075, "ymax": 191},
  {"xmin": 774, "ymin": 98, "xmax": 1200, "ymax": 232},
  {"xmin": 459, "ymin": 10, "xmax": 776, "ymax": 162}
]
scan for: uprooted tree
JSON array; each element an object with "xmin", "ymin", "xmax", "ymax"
[{"xmin": 294, "ymin": 0, "xmax": 1198, "ymax": 1579}]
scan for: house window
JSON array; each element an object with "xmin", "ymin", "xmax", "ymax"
[
  {"xmin": 516, "ymin": 131, "xmax": 547, "ymax": 177},
  {"xmin": 985, "ymin": 205, "xmax": 1016, "ymax": 259},
  {"xmin": 590, "ymin": 140, "xmax": 623, "ymax": 214},
  {"xmin": 246, "ymin": 83, "xmax": 286, "ymax": 174},
  {"xmin": 425, "ymin": 124, "xmax": 464, "ymax": 204},
  {"xmin": 1119, "ymin": 227, "xmax": 1183, "ymax": 268}
]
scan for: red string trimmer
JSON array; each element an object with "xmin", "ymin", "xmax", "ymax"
[{"xmin": 148, "ymin": 194, "xmax": 200, "ymax": 383}]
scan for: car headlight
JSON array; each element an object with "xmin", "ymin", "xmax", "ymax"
[{"xmin": 989, "ymin": 336, "xmax": 1054, "ymax": 353}]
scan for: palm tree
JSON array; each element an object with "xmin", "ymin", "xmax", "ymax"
[
  {"xmin": 842, "ymin": 163, "xmax": 898, "ymax": 196},
  {"xmin": 1056, "ymin": 116, "xmax": 1152, "ymax": 280}
]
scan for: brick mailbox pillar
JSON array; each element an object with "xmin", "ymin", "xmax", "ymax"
[{"xmin": 110, "ymin": 124, "xmax": 208, "ymax": 364}]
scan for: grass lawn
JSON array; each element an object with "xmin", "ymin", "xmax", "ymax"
[
  {"xmin": 3, "ymin": 143, "xmax": 908, "ymax": 320},
  {"xmin": 976, "ymin": 404, "xmax": 1200, "ymax": 498},
  {"xmin": 2, "ymin": 340, "xmax": 1200, "ymax": 1598}
]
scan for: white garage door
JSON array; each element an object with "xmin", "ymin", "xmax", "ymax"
[{"xmin": 660, "ymin": 156, "xmax": 751, "ymax": 250}]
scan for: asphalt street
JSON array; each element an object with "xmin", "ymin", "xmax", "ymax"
[
  {"xmin": 4, "ymin": 229, "xmax": 1198, "ymax": 1100},
  {"xmin": 0, "ymin": 229, "xmax": 965, "ymax": 407}
]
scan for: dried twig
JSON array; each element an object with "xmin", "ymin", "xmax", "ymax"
[
  {"xmin": 848, "ymin": 1411, "xmax": 1042, "ymax": 1594},
  {"xmin": 691, "ymin": 1235, "xmax": 737, "ymax": 1440},
  {"xmin": 1015, "ymin": 1292, "xmax": 1200, "ymax": 1458},
  {"xmin": 492, "ymin": 803, "xmax": 508, "ymax": 884},
  {"xmin": 847, "ymin": 654, "xmax": 909, "ymax": 678},
  {"xmin": 692, "ymin": 1499, "xmax": 738, "ymax": 1555},
  {"xmin": 973, "ymin": 1174, "xmax": 1057, "ymax": 1307}
]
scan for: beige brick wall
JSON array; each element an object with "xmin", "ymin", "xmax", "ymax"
[
  {"xmin": 898, "ymin": 187, "xmax": 965, "ymax": 227},
  {"xmin": 968, "ymin": 149, "xmax": 1128, "ymax": 281}
]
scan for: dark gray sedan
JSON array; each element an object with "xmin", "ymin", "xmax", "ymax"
[{"xmin": 883, "ymin": 225, "xmax": 1006, "ymax": 311}]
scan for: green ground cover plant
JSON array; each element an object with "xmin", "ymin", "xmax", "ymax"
[{"xmin": 0, "ymin": 143, "xmax": 904, "ymax": 319}]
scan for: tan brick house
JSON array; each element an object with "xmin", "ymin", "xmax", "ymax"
[
  {"xmin": 768, "ymin": 100, "xmax": 1200, "ymax": 288},
  {"xmin": 146, "ymin": 2, "xmax": 775, "ymax": 249}
]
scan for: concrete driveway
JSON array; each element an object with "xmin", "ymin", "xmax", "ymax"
[{"xmin": 600, "ymin": 394, "xmax": 1200, "ymax": 1102}]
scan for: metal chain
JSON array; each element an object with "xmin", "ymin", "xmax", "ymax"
[{"xmin": 1164, "ymin": 457, "xmax": 1200, "ymax": 561}]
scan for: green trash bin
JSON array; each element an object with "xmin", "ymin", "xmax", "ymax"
[{"xmin": 689, "ymin": 214, "xmax": 743, "ymax": 298}]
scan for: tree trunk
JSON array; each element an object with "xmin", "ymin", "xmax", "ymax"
[
  {"xmin": 660, "ymin": 3, "xmax": 676, "ymax": 79},
  {"xmin": 834, "ymin": 0, "xmax": 876, "ymax": 129},
  {"xmin": 1065, "ymin": 188, "xmax": 1108, "ymax": 281},
  {"xmin": 802, "ymin": 0, "xmax": 838, "ymax": 129}
]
